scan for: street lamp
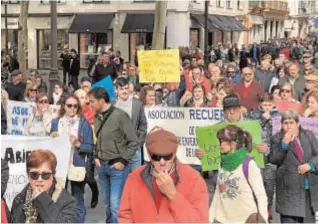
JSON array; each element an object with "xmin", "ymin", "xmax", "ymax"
[{"xmin": 49, "ymin": 0, "xmax": 60, "ymax": 99}]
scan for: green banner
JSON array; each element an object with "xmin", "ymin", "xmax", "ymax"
[{"xmin": 196, "ymin": 120, "xmax": 264, "ymax": 171}]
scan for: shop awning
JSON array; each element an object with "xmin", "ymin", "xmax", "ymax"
[
  {"xmin": 222, "ymin": 16, "xmax": 249, "ymax": 31},
  {"xmin": 191, "ymin": 14, "xmax": 219, "ymax": 31},
  {"xmin": 121, "ymin": 14, "xmax": 154, "ymax": 33},
  {"xmin": 208, "ymin": 15, "xmax": 231, "ymax": 32},
  {"xmin": 68, "ymin": 13, "xmax": 114, "ymax": 33}
]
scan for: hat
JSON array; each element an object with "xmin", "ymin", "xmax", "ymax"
[
  {"xmin": 183, "ymin": 59, "xmax": 190, "ymax": 65},
  {"xmin": 305, "ymin": 72, "xmax": 318, "ymax": 82},
  {"xmin": 145, "ymin": 127, "xmax": 178, "ymax": 155},
  {"xmin": 303, "ymin": 51, "xmax": 313, "ymax": 58},
  {"xmin": 11, "ymin": 69, "xmax": 22, "ymax": 77},
  {"xmin": 223, "ymin": 94, "xmax": 241, "ymax": 109}
]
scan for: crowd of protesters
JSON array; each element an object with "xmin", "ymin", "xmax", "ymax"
[{"xmin": 1, "ymin": 33, "xmax": 318, "ymax": 223}]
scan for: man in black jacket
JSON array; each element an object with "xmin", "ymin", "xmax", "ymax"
[
  {"xmin": 89, "ymin": 52, "xmax": 118, "ymax": 83},
  {"xmin": 68, "ymin": 49, "xmax": 80, "ymax": 90},
  {"xmin": 60, "ymin": 48, "xmax": 70, "ymax": 86},
  {"xmin": 5, "ymin": 70, "xmax": 26, "ymax": 101}
]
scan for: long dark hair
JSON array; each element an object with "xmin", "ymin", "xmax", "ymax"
[
  {"xmin": 217, "ymin": 125, "xmax": 253, "ymax": 152},
  {"xmin": 59, "ymin": 94, "xmax": 82, "ymax": 118}
]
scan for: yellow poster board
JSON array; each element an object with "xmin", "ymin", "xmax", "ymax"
[{"xmin": 137, "ymin": 49, "xmax": 180, "ymax": 83}]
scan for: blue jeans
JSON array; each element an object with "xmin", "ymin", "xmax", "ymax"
[
  {"xmin": 130, "ymin": 151, "xmax": 142, "ymax": 172},
  {"xmin": 98, "ymin": 164, "xmax": 130, "ymax": 223},
  {"xmin": 70, "ymin": 180, "xmax": 86, "ymax": 223}
]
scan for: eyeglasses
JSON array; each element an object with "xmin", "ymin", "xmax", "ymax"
[
  {"xmin": 66, "ymin": 104, "xmax": 78, "ymax": 109},
  {"xmin": 29, "ymin": 171, "xmax": 52, "ymax": 180},
  {"xmin": 281, "ymin": 89, "xmax": 291, "ymax": 93},
  {"xmin": 38, "ymin": 100, "xmax": 48, "ymax": 104},
  {"xmin": 30, "ymin": 89, "xmax": 38, "ymax": 92},
  {"xmin": 150, "ymin": 153, "xmax": 174, "ymax": 162}
]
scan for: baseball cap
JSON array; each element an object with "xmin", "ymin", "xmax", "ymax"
[{"xmin": 223, "ymin": 94, "xmax": 241, "ymax": 109}]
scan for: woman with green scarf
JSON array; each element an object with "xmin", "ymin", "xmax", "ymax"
[{"xmin": 209, "ymin": 125, "xmax": 268, "ymax": 223}]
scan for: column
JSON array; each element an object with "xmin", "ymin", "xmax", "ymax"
[
  {"xmin": 266, "ymin": 20, "xmax": 271, "ymax": 41},
  {"xmin": 272, "ymin": 20, "xmax": 277, "ymax": 39}
]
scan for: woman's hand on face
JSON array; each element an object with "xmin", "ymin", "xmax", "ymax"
[{"xmin": 32, "ymin": 186, "xmax": 44, "ymax": 200}]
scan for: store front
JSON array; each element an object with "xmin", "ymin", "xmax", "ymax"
[
  {"xmin": 37, "ymin": 29, "xmax": 68, "ymax": 69},
  {"xmin": 121, "ymin": 14, "xmax": 155, "ymax": 62},
  {"xmin": 1, "ymin": 29, "xmax": 18, "ymax": 52},
  {"xmin": 68, "ymin": 13, "xmax": 114, "ymax": 68}
]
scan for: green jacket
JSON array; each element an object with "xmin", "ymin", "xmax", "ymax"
[{"xmin": 95, "ymin": 105, "xmax": 139, "ymax": 165}]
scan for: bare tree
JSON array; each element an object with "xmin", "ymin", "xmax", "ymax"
[
  {"xmin": 152, "ymin": 0, "xmax": 167, "ymax": 50},
  {"xmin": 18, "ymin": 1, "xmax": 29, "ymax": 73}
]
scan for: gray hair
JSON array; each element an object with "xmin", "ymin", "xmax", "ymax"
[{"xmin": 281, "ymin": 110, "xmax": 299, "ymax": 123}]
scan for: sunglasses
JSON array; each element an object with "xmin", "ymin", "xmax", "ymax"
[
  {"xmin": 29, "ymin": 171, "xmax": 52, "ymax": 180},
  {"xmin": 66, "ymin": 104, "xmax": 78, "ymax": 109},
  {"xmin": 281, "ymin": 89, "xmax": 291, "ymax": 93},
  {"xmin": 243, "ymin": 73, "xmax": 252, "ymax": 76},
  {"xmin": 150, "ymin": 153, "xmax": 174, "ymax": 162},
  {"xmin": 30, "ymin": 89, "xmax": 38, "ymax": 92},
  {"xmin": 38, "ymin": 100, "xmax": 48, "ymax": 104}
]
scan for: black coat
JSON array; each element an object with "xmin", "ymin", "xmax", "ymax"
[
  {"xmin": 69, "ymin": 56, "xmax": 80, "ymax": 77},
  {"xmin": 1, "ymin": 105, "xmax": 7, "ymax": 135},
  {"xmin": 11, "ymin": 183, "xmax": 76, "ymax": 223},
  {"xmin": 60, "ymin": 53, "xmax": 70, "ymax": 71},
  {"xmin": 269, "ymin": 128, "xmax": 318, "ymax": 217}
]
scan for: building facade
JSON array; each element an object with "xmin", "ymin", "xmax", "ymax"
[
  {"xmin": 285, "ymin": 0, "xmax": 317, "ymax": 38},
  {"xmin": 247, "ymin": 0, "xmax": 289, "ymax": 44},
  {"xmin": 1, "ymin": 0, "xmax": 248, "ymax": 69}
]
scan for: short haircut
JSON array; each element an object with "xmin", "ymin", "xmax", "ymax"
[
  {"xmin": 36, "ymin": 92, "xmax": 49, "ymax": 103},
  {"xmin": 88, "ymin": 87, "xmax": 110, "ymax": 103},
  {"xmin": 115, "ymin": 77, "xmax": 129, "ymax": 88},
  {"xmin": 27, "ymin": 150, "xmax": 57, "ymax": 174},
  {"xmin": 270, "ymin": 85, "xmax": 280, "ymax": 94},
  {"xmin": 259, "ymin": 92, "xmax": 274, "ymax": 103},
  {"xmin": 281, "ymin": 110, "xmax": 299, "ymax": 123},
  {"xmin": 80, "ymin": 76, "xmax": 91, "ymax": 84}
]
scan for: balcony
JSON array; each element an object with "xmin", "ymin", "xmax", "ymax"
[{"xmin": 249, "ymin": 0, "xmax": 288, "ymax": 13}]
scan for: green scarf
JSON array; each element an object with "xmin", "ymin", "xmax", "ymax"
[{"xmin": 220, "ymin": 147, "xmax": 248, "ymax": 172}]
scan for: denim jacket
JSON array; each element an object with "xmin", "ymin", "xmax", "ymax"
[{"xmin": 51, "ymin": 116, "xmax": 94, "ymax": 167}]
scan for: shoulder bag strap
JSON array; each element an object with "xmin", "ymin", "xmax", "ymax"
[
  {"xmin": 96, "ymin": 106, "xmax": 114, "ymax": 139},
  {"xmin": 242, "ymin": 156, "xmax": 260, "ymax": 214}
]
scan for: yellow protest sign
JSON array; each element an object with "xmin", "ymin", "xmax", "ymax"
[{"xmin": 137, "ymin": 49, "xmax": 180, "ymax": 83}]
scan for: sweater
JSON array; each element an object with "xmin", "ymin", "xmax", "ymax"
[{"xmin": 209, "ymin": 159, "xmax": 268, "ymax": 223}]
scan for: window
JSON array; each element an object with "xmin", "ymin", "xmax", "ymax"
[
  {"xmin": 216, "ymin": 0, "xmax": 221, "ymax": 7},
  {"xmin": 226, "ymin": 0, "xmax": 231, "ymax": 8},
  {"xmin": 1, "ymin": 0, "xmax": 20, "ymax": 4},
  {"xmin": 82, "ymin": 0, "xmax": 110, "ymax": 3},
  {"xmin": 237, "ymin": 0, "xmax": 242, "ymax": 10}
]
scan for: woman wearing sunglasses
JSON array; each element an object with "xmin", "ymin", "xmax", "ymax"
[
  {"xmin": 25, "ymin": 93, "xmax": 53, "ymax": 136},
  {"xmin": 50, "ymin": 94, "xmax": 94, "ymax": 223},
  {"xmin": 11, "ymin": 150, "xmax": 76, "ymax": 223},
  {"xmin": 24, "ymin": 82, "xmax": 38, "ymax": 103},
  {"xmin": 274, "ymin": 82, "xmax": 301, "ymax": 113},
  {"xmin": 119, "ymin": 127, "xmax": 209, "ymax": 223}
]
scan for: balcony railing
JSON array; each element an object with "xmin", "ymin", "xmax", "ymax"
[{"xmin": 249, "ymin": 0, "xmax": 288, "ymax": 12}]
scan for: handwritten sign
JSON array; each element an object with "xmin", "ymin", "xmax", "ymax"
[
  {"xmin": 196, "ymin": 120, "xmax": 264, "ymax": 171},
  {"xmin": 138, "ymin": 49, "xmax": 180, "ymax": 83},
  {"xmin": 6, "ymin": 100, "xmax": 60, "ymax": 136}
]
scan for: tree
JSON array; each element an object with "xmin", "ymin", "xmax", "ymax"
[
  {"xmin": 151, "ymin": 0, "xmax": 167, "ymax": 50},
  {"xmin": 18, "ymin": 1, "xmax": 29, "ymax": 74}
]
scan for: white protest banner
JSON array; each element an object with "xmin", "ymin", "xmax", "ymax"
[
  {"xmin": 6, "ymin": 100, "xmax": 34, "ymax": 135},
  {"xmin": 6, "ymin": 100, "xmax": 60, "ymax": 136},
  {"xmin": 144, "ymin": 107, "xmax": 224, "ymax": 165},
  {"xmin": 1, "ymin": 134, "xmax": 71, "ymax": 209}
]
